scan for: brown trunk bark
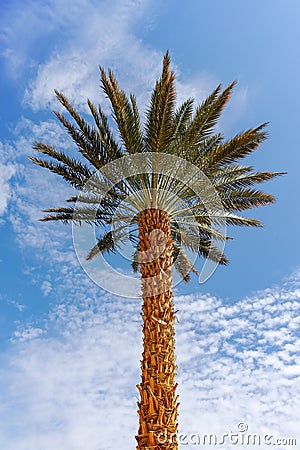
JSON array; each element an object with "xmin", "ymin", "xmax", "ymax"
[{"xmin": 136, "ymin": 208, "xmax": 179, "ymax": 450}]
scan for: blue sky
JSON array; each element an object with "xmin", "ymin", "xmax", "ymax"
[{"xmin": 0, "ymin": 0, "xmax": 299, "ymax": 448}]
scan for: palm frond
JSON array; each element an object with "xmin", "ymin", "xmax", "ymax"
[
  {"xmin": 215, "ymin": 169, "xmax": 286, "ymax": 190},
  {"xmin": 173, "ymin": 243, "xmax": 198, "ymax": 282},
  {"xmin": 220, "ymin": 188, "xmax": 276, "ymax": 211},
  {"xmin": 177, "ymin": 206, "xmax": 263, "ymax": 227},
  {"xmin": 191, "ymin": 133, "xmax": 224, "ymax": 164},
  {"xmin": 66, "ymin": 193, "xmax": 114, "ymax": 206},
  {"xmin": 32, "ymin": 142, "xmax": 92, "ymax": 178},
  {"xmin": 173, "ymin": 224, "xmax": 228, "ymax": 265},
  {"xmin": 40, "ymin": 206, "xmax": 110, "ymax": 225},
  {"xmin": 173, "ymin": 98, "xmax": 194, "ymax": 138},
  {"xmin": 198, "ymin": 238, "xmax": 229, "ymax": 265},
  {"xmin": 206, "ymin": 212, "xmax": 263, "ymax": 227},
  {"xmin": 144, "ymin": 51, "xmax": 177, "ymax": 153},
  {"xmin": 182, "ymin": 81, "xmax": 236, "ymax": 154},
  {"xmin": 86, "ymin": 231, "xmax": 116, "ymax": 260},
  {"xmin": 171, "ymin": 222, "xmax": 227, "ymax": 267},
  {"xmin": 203, "ymin": 123, "xmax": 268, "ymax": 170},
  {"xmin": 171, "ymin": 220, "xmax": 229, "ymax": 243},
  {"xmin": 131, "ymin": 249, "xmax": 140, "ymax": 273},
  {"xmin": 100, "ymin": 68, "xmax": 144, "ymax": 154},
  {"xmin": 86, "ymin": 223, "xmax": 131, "ymax": 261},
  {"xmin": 54, "ymin": 91, "xmax": 107, "ymax": 168},
  {"xmin": 29, "ymin": 157, "xmax": 91, "ymax": 189},
  {"xmin": 211, "ymin": 164, "xmax": 253, "ymax": 184},
  {"xmin": 87, "ymin": 99, "xmax": 123, "ymax": 161}
]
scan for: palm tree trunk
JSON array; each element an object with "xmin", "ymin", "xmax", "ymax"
[{"xmin": 136, "ymin": 208, "xmax": 179, "ymax": 450}]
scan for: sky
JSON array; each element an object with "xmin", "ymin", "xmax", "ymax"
[{"xmin": 0, "ymin": 0, "xmax": 299, "ymax": 448}]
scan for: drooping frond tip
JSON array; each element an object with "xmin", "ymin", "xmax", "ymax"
[{"xmin": 86, "ymin": 231, "xmax": 117, "ymax": 261}]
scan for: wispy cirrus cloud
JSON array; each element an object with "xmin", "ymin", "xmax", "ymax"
[
  {"xmin": 2, "ymin": 0, "xmax": 244, "ymax": 120},
  {"xmin": 1, "ymin": 0, "xmax": 162, "ymax": 111}
]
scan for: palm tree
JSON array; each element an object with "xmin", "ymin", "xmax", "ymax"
[{"xmin": 30, "ymin": 52, "xmax": 283, "ymax": 449}]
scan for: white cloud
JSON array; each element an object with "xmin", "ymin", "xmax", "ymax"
[
  {"xmin": 13, "ymin": 327, "xmax": 44, "ymax": 342},
  {"xmin": 1, "ymin": 0, "xmax": 160, "ymax": 112},
  {"xmin": 0, "ymin": 296, "xmax": 141, "ymax": 450},
  {"xmin": 41, "ymin": 280, "xmax": 52, "ymax": 296},
  {"xmin": 0, "ymin": 268, "xmax": 299, "ymax": 449},
  {"xmin": 1, "ymin": 0, "xmax": 223, "ymax": 117},
  {"xmin": 4, "ymin": 118, "xmax": 75, "ymax": 254},
  {"xmin": 175, "ymin": 280, "xmax": 300, "ymax": 441},
  {"xmin": 0, "ymin": 140, "xmax": 19, "ymax": 220},
  {"xmin": 0, "ymin": 163, "xmax": 16, "ymax": 216},
  {"xmin": 2, "ymin": 0, "xmax": 147, "ymax": 76}
]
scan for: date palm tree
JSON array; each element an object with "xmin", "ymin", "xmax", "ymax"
[{"xmin": 30, "ymin": 52, "xmax": 283, "ymax": 449}]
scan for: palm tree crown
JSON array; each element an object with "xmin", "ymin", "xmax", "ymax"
[{"xmin": 30, "ymin": 52, "xmax": 283, "ymax": 282}]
